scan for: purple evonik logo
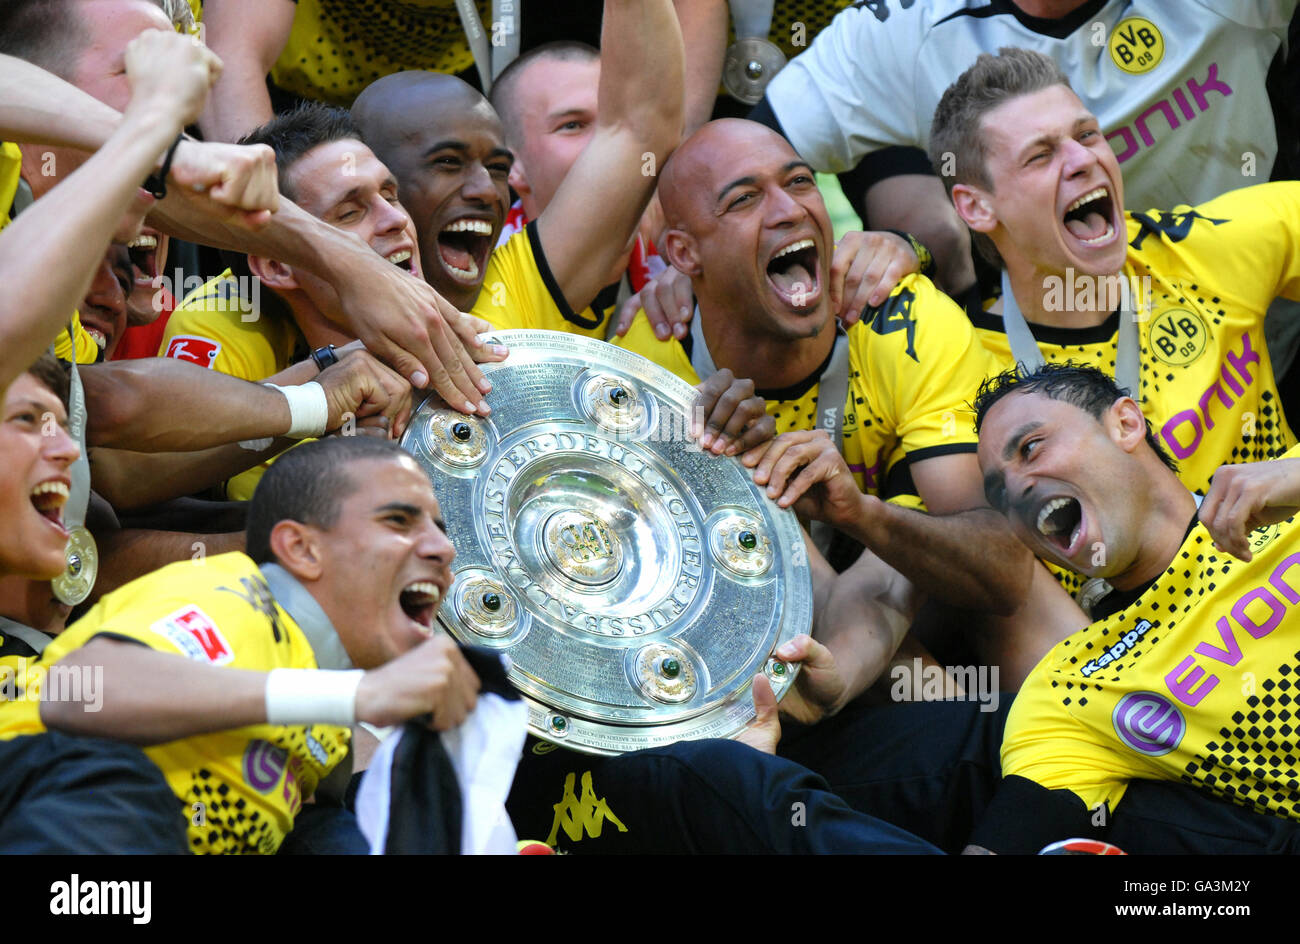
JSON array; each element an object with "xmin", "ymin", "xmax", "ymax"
[{"xmin": 1112, "ymin": 691, "xmax": 1186, "ymax": 756}]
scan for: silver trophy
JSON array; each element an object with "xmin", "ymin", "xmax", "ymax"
[{"xmin": 401, "ymin": 331, "xmax": 811, "ymax": 755}]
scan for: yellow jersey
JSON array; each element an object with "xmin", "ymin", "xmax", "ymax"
[
  {"xmin": 973, "ymin": 183, "xmax": 1300, "ymax": 498},
  {"xmin": 473, "ymin": 222, "xmax": 624, "ymax": 340},
  {"xmin": 1002, "ymin": 452, "xmax": 1300, "ymax": 823},
  {"xmin": 38, "ymin": 552, "xmax": 352, "ymax": 855},
  {"xmin": 271, "ymin": 0, "xmax": 483, "ymax": 106},
  {"xmin": 616, "ymin": 273, "xmax": 992, "ymax": 505},
  {"xmin": 161, "ymin": 269, "xmax": 301, "ymax": 500}
]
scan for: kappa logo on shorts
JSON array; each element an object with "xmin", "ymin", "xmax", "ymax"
[
  {"xmin": 164, "ymin": 335, "xmax": 222, "ymax": 368},
  {"xmin": 546, "ymin": 771, "xmax": 628, "ymax": 845},
  {"xmin": 152, "ymin": 605, "xmax": 234, "ymax": 665},
  {"xmin": 1112, "ymin": 691, "xmax": 1186, "ymax": 756}
]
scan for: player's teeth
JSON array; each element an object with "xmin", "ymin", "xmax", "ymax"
[
  {"xmin": 443, "ymin": 219, "xmax": 492, "ymax": 235},
  {"xmin": 448, "ymin": 257, "xmax": 480, "ymax": 280},
  {"xmin": 404, "ymin": 581, "xmax": 441, "ymax": 603},
  {"xmin": 1080, "ymin": 222, "xmax": 1115, "ymax": 245},
  {"xmin": 31, "ymin": 482, "xmax": 69, "ymax": 499},
  {"xmin": 1037, "ymin": 497, "xmax": 1070, "ymax": 535},
  {"xmin": 127, "ymin": 235, "xmax": 158, "ymax": 250},
  {"xmin": 86, "ymin": 328, "xmax": 107, "ymax": 349},
  {"xmin": 1066, "ymin": 187, "xmax": 1108, "ymax": 213},
  {"xmin": 773, "ymin": 238, "xmax": 814, "ymax": 260},
  {"xmin": 387, "ymin": 250, "xmax": 411, "ymax": 265}
]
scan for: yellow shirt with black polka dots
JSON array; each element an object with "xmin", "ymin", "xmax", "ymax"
[
  {"xmin": 971, "ymin": 182, "xmax": 1300, "ymax": 597},
  {"xmin": 617, "ymin": 272, "xmax": 993, "ymax": 507},
  {"xmin": 35, "ymin": 552, "xmax": 351, "ymax": 855}
]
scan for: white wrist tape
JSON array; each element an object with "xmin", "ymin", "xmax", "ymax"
[
  {"xmin": 265, "ymin": 668, "xmax": 364, "ymax": 726},
  {"xmin": 265, "ymin": 382, "xmax": 329, "ymax": 438}
]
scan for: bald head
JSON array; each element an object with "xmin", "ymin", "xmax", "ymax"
[
  {"xmin": 353, "ymin": 71, "xmax": 498, "ymax": 156},
  {"xmin": 660, "ymin": 119, "xmax": 804, "ymax": 231}
]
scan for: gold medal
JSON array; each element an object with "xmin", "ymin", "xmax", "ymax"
[{"xmin": 52, "ymin": 526, "xmax": 98, "ymax": 607}]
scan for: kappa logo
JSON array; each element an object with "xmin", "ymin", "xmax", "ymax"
[
  {"xmin": 546, "ymin": 771, "xmax": 628, "ymax": 845},
  {"xmin": 164, "ymin": 335, "xmax": 221, "ymax": 368},
  {"xmin": 867, "ymin": 287, "xmax": 918, "ymax": 362},
  {"xmin": 152, "ymin": 606, "xmax": 233, "ymax": 665},
  {"xmin": 1129, "ymin": 209, "xmax": 1227, "ymax": 250}
]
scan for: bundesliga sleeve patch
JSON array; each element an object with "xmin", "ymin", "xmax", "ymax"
[
  {"xmin": 151, "ymin": 606, "xmax": 234, "ymax": 665},
  {"xmin": 164, "ymin": 335, "xmax": 222, "ymax": 368}
]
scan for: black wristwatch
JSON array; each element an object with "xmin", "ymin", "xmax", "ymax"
[{"xmin": 310, "ymin": 344, "xmax": 339, "ymax": 372}]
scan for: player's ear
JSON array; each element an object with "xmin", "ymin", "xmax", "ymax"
[
  {"xmin": 248, "ymin": 255, "xmax": 298, "ymax": 292},
  {"xmin": 269, "ymin": 520, "xmax": 324, "ymax": 582},
  {"xmin": 951, "ymin": 183, "xmax": 996, "ymax": 235},
  {"xmin": 662, "ymin": 228, "xmax": 701, "ymax": 278},
  {"xmin": 1109, "ymin": 396, "xmax": 1148, "ymax": 453},
  {"xmin": 507, "ymin": 157, "xmax": 530, "ymax": 200}
]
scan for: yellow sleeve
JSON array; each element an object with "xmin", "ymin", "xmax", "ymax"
[
  {"xmin": 1126, "ymin": 181, "xmax": 1300, "ymax": 315},
  {"xmin": 1000, "ymin": 666, "xmax": 1145, "ymax": 814},
  {"xmin": 161, "ymin": 270, "xmax": 293, "ymax": 381},
  {"xmin": 472, "ymin": 224, "xmax": 611, "ymax": 338},
  {"xmin": 610, "ymin": 315, "xmax": 701, "ymax": 384},
  {"xmin": 0, "ymin": 141, "xmax": 22, "ymax": 231},
  {"xmin": 43, "ymin": 555, "xmax": 282, "ymax": 672},
  {"xmin": 860, "ymin": 274, "xmax": 989, "ymax": 461},
  {"xmin": 53, "ymin": 310, "xmax": 101, "ymax": 365}
]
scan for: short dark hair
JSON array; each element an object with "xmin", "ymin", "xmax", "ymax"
[
  {"xmin": 0, "ymin": 0, "xmax": 87, "ymax": 78},
  {"xmin": 489, "ymin": 40, "xmax": 600, "ymax": 145},
  {"xmin": 245, "ymin": 437, "xmax": 425, "ymax": 565},
  {"xmin": 929, "ymin": 47, "xmax": 1071, "ymax": 268},
  {"xmin": 973, "ymin": 361, "xmax": 1178, "ymax": 472},
  {"xmin": 238, "ymin": 102, "xmax": 362, "ymax": 203},
  {"xmin": 25, "ymin": 353, "xmax": 71, "ymax": 413}
]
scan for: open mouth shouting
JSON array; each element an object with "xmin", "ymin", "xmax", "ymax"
[
  {"xmin": 435, "ymin": 218, "xmax": 494, "ymax": 285},
  {"xmin": 126, "ymin": 232, "xmax": 162, "ymax": 287},
  {"xmin": 766, "ymin": 236, "xmax": 822, "ymax": 311},
  {"xmin": 30, "ymin": 479, "xmax": 70, "ymax": 539},
  {"xmin": 386, "ymin": 248, "xmax": 415, "ymax": 273},
  {"xmin": 1034, "ymin": 494, "xmax": 1087, "ymax": 560},
  {"xmin": 398, "ymin": 579, "xmax": 444, "ymax": 636},
  {"xmin": 1062, "ymin": 186, "xmax": 1119, "ymax": 249}
]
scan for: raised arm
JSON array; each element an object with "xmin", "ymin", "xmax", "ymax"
[
  {"xmin": 0, "ymin": 32, "xmax": 218, "ymax": 391},
  {"xmin": 197, "ymin": 0, "xmax": 297, "ymax": 142},
  {"xmin": 534, "ymin": 0, "xmax": 685, "ymax": 313}
]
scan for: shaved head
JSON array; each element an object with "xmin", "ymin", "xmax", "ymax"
[
  {"xmin": 352, "ymin": 71, "xmax": 496, "ymax": 156},
  {"xmin": 659, "ymin": 119, "xmax": 802, "ymax": 231}
]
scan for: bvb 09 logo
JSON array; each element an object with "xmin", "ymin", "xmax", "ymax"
[
  {"xmin": 1150, "ymin": 308, "xmax": 1208, "ymax": 367},
  {"xmin": 1112, "ymin": 691, "xmax": 1186, "ymax": 756},
  {"xmin": 1109, "ymin": 17, "xmax": 1164, "ymax": 75}
]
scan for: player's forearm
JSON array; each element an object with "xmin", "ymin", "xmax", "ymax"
[
  {"xmin": 600, "ymin": 0, "xmax": 685, "ymax": 150},
  {"xmin": 90, "ymin": 441, "xmax": 288, "ymax": 510},
  {"xmin": 90, "ymin": 530, "xmax": 245, "ymax": 601},
  {"xmin": 674, "ymin": 0, "xmax": 728, "ymax": 133},
  {"xmin": 0, "ymin": 54, "xmax": 121, "ymax": 150},
  {"xmin": 0, "ymin": 111, "xmax": 179, "ymax": 390},
  {"xmin": 42, "ymin": 638, "xmax": 268, "ymax": 745},
  {"xmin": 197, "ymin": 60, "xmax": 276, "ymax": 143},
  {"xmin": 847, "ymin": 500, "xmax": 1034, "ymax": 616},
  {"xmin": 82, "ymin": 359, "xmax": 292, "ymax": 451}
]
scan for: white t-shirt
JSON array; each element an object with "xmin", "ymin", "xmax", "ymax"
[{"xmin": 766, "ymin": 0, "xmax": 1295, "ymax": 209}]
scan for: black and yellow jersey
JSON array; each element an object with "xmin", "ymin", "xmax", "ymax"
[
  {"xmin": 733, "ymin": 0, "xmax": 854, "ymax": 61},
  {"xmin": 473, "ymin": 222, "xmax": 624, "ymax": 340},
  {"xmin": 1, "ymin": 141, "xmax": 21, "ymax": 229},
  {"xmin": 616, "ymin": 273, "xmax": 992, "ymax": 506},
  {"xmin": 161, "ymin": 268, "xmax": 302, "ymax": 500},
  {"xmin": 271, "ymin": 0, "xmax": 484, "ymax": 106},
  {"xmin": 35, "ymin": 552, "xmax": 352, "ymax": 855},
  {"xmin": 1002, "ymin": 450, "xmax": 1300, "ymax": 823},
  {"xmin": 973, "ymin": 183, "xmax": 1300, "ymax": 499}
]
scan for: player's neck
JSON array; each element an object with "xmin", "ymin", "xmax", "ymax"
[
  {"xmin": 1110, "ymin": 472, "xmax": 1199, "ymax": 592},
  {"xmin": 0, "ymin": 576, "xmax": 66, "ymax": 636},
  {"xmin": 697, "ymin": 298, "xmax": 836, "ymax": 389},
  {"xmin": 1004, "ymin": 263, "xmax": 1122, "ymax": 330}
]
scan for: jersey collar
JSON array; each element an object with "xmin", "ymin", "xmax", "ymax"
[{"xmin": 259, "ymin": 562, "xmax": 353, "ymax": 671}]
